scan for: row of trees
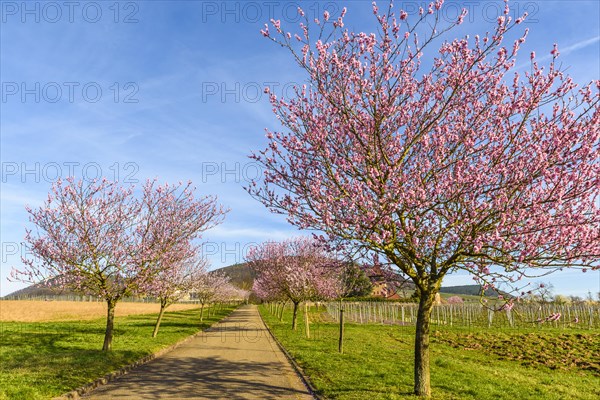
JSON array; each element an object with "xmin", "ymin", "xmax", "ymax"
[
  {"xmin": 248, "ymin": 237, "xmax": 337, "ymax": 330},
  {"xmin": 147, "ymin": 266, "xmax": 246, "ymax": 337},
  {"xmin": 247, "ymin": 237, "xmax": 373, "ymax": 331},
  {"xmin": 12, "ymin": 178, "xmax": 365, "ymax": 349},
  {"xmin": 12, "ymin": 177, "xmax": 236, "ymax": 350}
]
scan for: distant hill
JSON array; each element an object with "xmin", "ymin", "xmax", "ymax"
[
  {"xmin": 440, "ymin": 285, "xmax": 510, "ymax": 298},
  {"xmin": 3, "ymin": 264, "xmax": 256, "ymax": 300},
  {"xmin": 3, "ymin": 277, "xmax": 77, "ymax": 299},
  {"xmin": 213, "ymin": 263, "xmax": 255, "ymax": 291}
]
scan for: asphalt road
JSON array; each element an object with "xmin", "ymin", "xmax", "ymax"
[{"xmin": 83, "ymin": 305, "xmax": 314, "ymax": 399}]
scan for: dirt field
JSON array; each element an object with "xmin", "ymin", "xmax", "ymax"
[{"xmin": 0, "ymin": 300, "xmax": 199, "ymax": 322}]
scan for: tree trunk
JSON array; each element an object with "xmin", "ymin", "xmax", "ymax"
[
  {"xmin": 102, "ymin": 299, "xmax": 116, "ymax": 351},
  {"xmin": 279, "ymin": 302, "xmax": 285, "ymax": 321},
  {"xmin": 200, "ymin": 302, "xmax": 205, "ymax": 322},
  {"xmin": 291, "ymin": 301, "xmax": 299, "ymax": 330},
  {"xmin": 414, "ymin": 289, "xmax": 436, "ymax": 397},
  {"xmin": 152, "ymin": 300, "xmax": 168, "ymax": 338}
]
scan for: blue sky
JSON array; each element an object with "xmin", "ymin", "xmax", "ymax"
[{"xmin": 1, "ymin": 0, "xmax": 599, "ymax": 297}]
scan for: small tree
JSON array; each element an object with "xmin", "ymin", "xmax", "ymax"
[
  {"xmin": 249, "ymin": 1, "xmax": 599, "ymax": 396},
  {"xmin": 216, "ymin": 282, "xmax": 250, "ymax": 304},
  {"xmin": 553, "ymin": 294, "xmax": 570, "ymax": 305},
  {"xmin": 190, "ymin": 271, "xmax": 230, "ymax": 322},
  {"xmin": 446, "ymin": 296, "xmax": 464, "ymax": 304},
  {"xmin": 537, "ymin": 282, "xmax": 555, "ymax": 303},
  {"xmin": 13, "ymin": 178, "xmax": 226, "ymax": 350},
  {"xmin": 340, "ymin": 262, "xmax": 373, "ymax": 298},
  {"xmin": 247, "ymin": 237, "xmax": 341, "ymax": 330},
  {"xmin": 143, "ymin": 253, "xmax": 208, "ymax": 337}
]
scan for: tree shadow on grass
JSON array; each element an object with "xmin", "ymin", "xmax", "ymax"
[{"xmin": 0, "ymin": 327, "xmax": 146, "ymax": 368}]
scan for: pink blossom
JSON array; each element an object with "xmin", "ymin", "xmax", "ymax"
[
  {"xmin": 270, "ymin": 19, "xmax": 281, "ymax": 30},
  {"xmin": 261, "ymin": 24, "xmax": 269, "ymax": 37},
  {"xmin": 457, "ymin": 10, "xmax": 466, "ymax": 25}
]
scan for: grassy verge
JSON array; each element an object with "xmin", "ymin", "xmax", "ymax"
[
  {"xmin": 0, "ymin": 304, "xmax": 237, "ymax": 399},
  {"xmin": 260, "ymin": 304, "xmax": 600, "ymax": 400}
]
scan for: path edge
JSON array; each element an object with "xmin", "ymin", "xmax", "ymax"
[
  {"xmin": 52, "ymin": 307, "xmax": 237, "ymax": 400},
  {"xmin": 257, "ymin": 306, "xmax": 322, "ymax": 400}
]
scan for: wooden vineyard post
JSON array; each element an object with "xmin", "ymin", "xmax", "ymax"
[
  {"xmin": 338, "ymin": 299, "xmax": 344, "ymax": 353},
  {"xmin": 359, "ymin": 303, "xmax": 363, "ymax": 324},
  {"xmin": 304, "ymin": 303, "xmax": 310, "ymax": 339}
]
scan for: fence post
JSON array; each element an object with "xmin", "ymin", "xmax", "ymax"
[
  {"xmin": 338, "ymin": 305, "xmax": 344, "ymax": 354},
  {"xmin": 304, "ymin": 302, "xmax": 310, "ymax": 339}
]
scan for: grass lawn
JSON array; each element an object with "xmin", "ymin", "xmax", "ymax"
[
  {"xmin": 0, "ymin": 304, "xmax": 237, "ymax": 399},
  {"xmin": 260, "ymin": 304, "xmax": 600, "ymax": 400}
]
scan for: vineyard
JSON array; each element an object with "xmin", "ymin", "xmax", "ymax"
[{"xmin": 323, "ymin": 301, "xmax": 600, "ymax": 329}]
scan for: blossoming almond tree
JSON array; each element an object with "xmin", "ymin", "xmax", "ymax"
[
  {"xmin": 247, "ymin": 237, "xmax": 342, "ymax": 330},
  {"xmin": 143, "ymin": 252, "xmax": 209, "ymax": 337},
  {"xmin": 216, "ymin": 282, "xmax": 250, "ymax": 303},
  {"xmin": 13, "ymin": 177, "xmax": 227, "ymax": 351},
  {"xmin": 189, "ymin": 270, "xmax": 231, "ymax": 322},
  {"xmin": 248, "ymin": 1, "xmax": 599, "ymax": 396}
]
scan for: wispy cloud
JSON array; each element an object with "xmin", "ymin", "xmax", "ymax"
[
  {"xmin": 209, "ymin": 225, "xmax": 297, "ymax": 241},
  {"xmin": 516, "ymin": 36, "xmax": 600, "ymax": 70}
]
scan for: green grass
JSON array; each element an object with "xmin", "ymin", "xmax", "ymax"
[
  {"xmin": 260, "ymin": 305, "xmax": 600, "ymax": 400},
  {"xmin": 0, "ymin": 305, "xmax": 237, "ymax": 400}
]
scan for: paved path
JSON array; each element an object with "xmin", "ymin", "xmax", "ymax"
[{"xmin": 84, "ymin": 305, "xmax": 314, "ymax": 399}]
